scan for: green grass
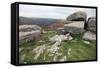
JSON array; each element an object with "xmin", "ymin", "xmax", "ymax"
[
  {"xmin": 60, "ymin": 34, "xmax": 96, "ymax": 61},
  {"xmin": 19, "ymin": 31, "xmax": 96, "ymax": 64},
  {"xmin": 44, "ymin": 31, "xmax": 57, "ymax": 38}
]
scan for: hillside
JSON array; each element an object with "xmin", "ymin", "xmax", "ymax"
[{"xmin": 19, "ymin": 16, "xmax": 64, "ymax": 26}]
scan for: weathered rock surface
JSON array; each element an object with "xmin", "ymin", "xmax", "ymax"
[
  {"xmin": 47, "ymin": 45, "xmax": 59, "ymax": 53},
  {"xmin": 65, "ymin": 27, "xmax": 84, "ymax": 34},
  {"xmin": 19, "ymin": 25, "xmax": 42, "ymax": 45},
  {"xmin": 63, "ymin": 11, "xmax": 87, "ymax": 35},
  {"xmin": 83, "ymin": 40, "xmax": 90, "ymax": 44},
  {"xmin": 64, "ymin": 21, "xmax": 84, "ymax": 28},
  {"xmin": 67, "ymin": 11, "xmax": 87, "ymax": 21},
  {"xmin": 47, "ymin": 33, "xmax": 73, "ymax": 53},
  {"xmin": 59, "ymin": 56, "xmax": 67, "ymax": 61},
  {"xmin": 64, "ymin": 21, "xmax": 85, "ymax": 34},
  {"xmin": 68, "ymin": 48, "xmax": 71, "ymax": 56},
  {"xmin": 83, "ymin": 31, "xmax": 96, "ymax": 40},
  {"xmin": 33, "ymin": 45, "xmax": 46, "ymax": 60},
  {"xmin": 87, "ymin": 17, "xmax": 96, "ymax": 32},
  {"xmin": 19, "ymin": 25, "xmax": 41, "ymax": 31},
  {"xmin": 49, "ymin": 33, "xmax": 73, "ymax": 42}
]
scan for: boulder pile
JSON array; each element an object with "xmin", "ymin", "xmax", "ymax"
[
  {"xmin": 83, "ymin": 17, "xmax": 96, "ymax": 40},
  {"xmin": 57, "ymin": 11, "xmax": 96, "ymax": 40}
]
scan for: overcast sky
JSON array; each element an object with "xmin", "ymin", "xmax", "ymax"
[{"xmin": 19, "ymin": 4, "xmax": 96, "ymax": 19}]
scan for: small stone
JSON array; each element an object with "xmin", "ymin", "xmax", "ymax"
[
  {"xmin": 48, "ymin": 54, "xmax": 54, "ymax": 56},
  {"xmin": 24, "ymin": 62, "xmax": 27, "ymax": 64},
  {"xmin": 49, "ymin": 33, "xmax": 73, "ymax": 42},
  {"xmin": 59, "ymin": 56, "xmax": 67, "ymax": 61},
  {"xmin": 33, "ymin": 45, "xmax": 46, "ymax": 60},
  {"xmin": 68, "ymin": 48, "xmax": 71, "ymax": 56},
  {"xmin": 47, "ymin": 45, "xmax": 59, "ymax": 53},
  {"xmin": 83, "ymin": 40, "xmax": 90, "ymax": 44},
  {"xmin": 56, "ymin": 52, "xmax": 62, "ymax": 56},
  {"xmin": 38, "ymin": 40, "xmax": 45, "ymax": 43},
  {"xmin": 53, "ymin": 55, "xmax": 58, "ymax": 61}
]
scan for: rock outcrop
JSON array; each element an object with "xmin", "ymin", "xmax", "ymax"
[
  {"xmin": 83, "ymin": 17, "xmax": 96, "ymax": 40},
  {"xmin": 67, "ymin": 11, "xmax": 87, "ymax": 21},
  {"xmin": 19, "ymin": 25, "xmax": 42, "ymax": 45},
  {"xmin": 87, "ymin": 17, "xmax": 96, "ymax": 32},
  {"xmin": 57, "ymin": 11, "xmax": 87, "ymax": 35}
]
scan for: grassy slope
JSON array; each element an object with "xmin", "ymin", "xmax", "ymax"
[{"xmin": 19, "ymin": 31, "xmax": 96, "ymax": 64}]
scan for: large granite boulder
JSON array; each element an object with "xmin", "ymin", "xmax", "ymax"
[
  {"xmin": 87, "ymin": 17, "xmax": 96, "ymax": 32},
  {"xmin": 61, "ymin": 11, "xmax": 87, "ymax": 35},
  {"xmin": 67, "ymin": 11, "xmax": 87, "ymax": 21},
  {"xmin": 64, "ymin": 27, "xmax": 84, "ymax": 35},
  {"xmin": 64, "ymin": 21, "xmax": 85, "ymax": 34}
]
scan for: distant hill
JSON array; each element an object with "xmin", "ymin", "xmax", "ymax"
[{"xmin": 19, "ymin": 16, "xmax": 64, "ymax": 26}]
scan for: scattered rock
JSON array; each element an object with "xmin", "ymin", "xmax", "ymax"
[
  {"xmin": 83, "ymin": 40, "xmax": 90, "ymax": 44},
  {"xmin": 68, "ymin": 48, "xmax": 71, "ymax": 56},
  {"xmin": 59, "ymin": 56, "xmax": 67, "ymax": 61},
  {"xmin": 48, "ymin": 33, "xmax": 73, "ymax": 54},
  {"xmin": 47, "ymin": 45, "xmax": 59, "ymax": 53},
  {"xmin": 56, "ymin": 53, "xmax": 62, "ymax": 56},
  {"xmin": 49, "ymin": 33, "xmax": 73, "ymax": 42},
  {"xmin": 83, "ymin": 31, "xmax": 96, "ymax": 40},
  {"xmin": 24, "ymin": 62, "xmax": 27, "ymax": 64},
  {"xmin": 38, "ymin": 40, "xmax": 45, "ymax": 43},
  {"xmin": 53, "ymin": 55, "xmax": 58, "ymax": 61},
  {"xmin": 33, "ymin": 45, "xmax": 46, "ymax": 60},
  {"xmin": 67, "ymin": 11, "xmax": 87, "ymax": 21},
  {"xmin": 48, "ymin": 54, "xmax": 54, "ymax": 56},
  {"xmin": 67, "ymin": 34, "xmax": 73, "ymax": 40}
]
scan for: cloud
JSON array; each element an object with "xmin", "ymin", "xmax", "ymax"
[{"xmin": 19, "ymin": 4, "xmax": 96, "ymax": 19}]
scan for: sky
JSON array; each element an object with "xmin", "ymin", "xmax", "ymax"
[{"xmin": 19, "ymin": 4, "xmax": 96, "ymax": 19}]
